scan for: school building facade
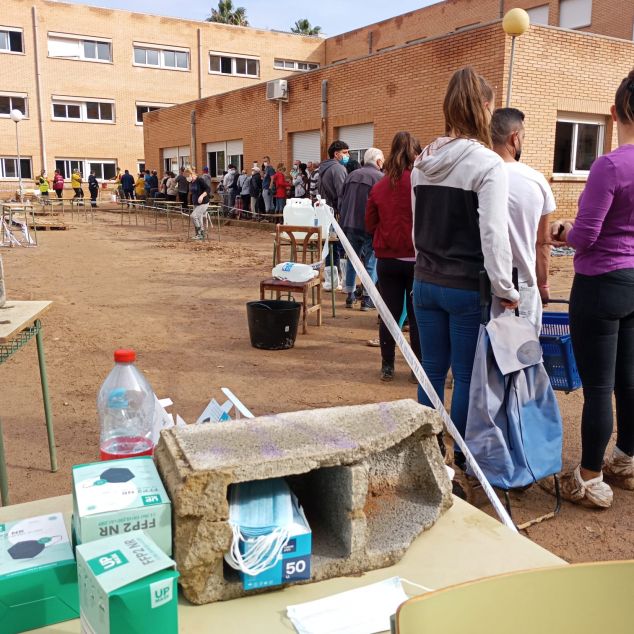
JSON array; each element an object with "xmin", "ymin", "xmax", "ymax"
[{"xmin": 143, "ymin": 19, "xmax": 634, "ymax": 216}]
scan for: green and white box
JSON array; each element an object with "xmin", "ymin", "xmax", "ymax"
[
  {"xmin": 77, "ymin": 530, "xmax": 179, "ymax": 634},
  {"xmin": 0, "ymin": 513, "xmax": 79, "ymax": 633},
  {"xmin": 72, "ymin": 457, "xmax": 172, "ymax": 555}
]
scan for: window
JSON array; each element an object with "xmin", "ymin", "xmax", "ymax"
[
  {"xmin": 55, "ymin": 159, "xmax": 116, "ymax": 180},
  {"xmin": 133, "ymin": 44, "xmax": 189, "ymax": 70},
  {"xmin": 0, "ymin": 93, "xmax": 27, "ymax": 117},
  {"xmin": 273, "ymin": 58, "xmax": 319, "ymax": 72},
  {"xmin": 137, "ymin": 161, "xmax": 146, "ymax": 174},
  {"xmin": 209, "ymin": 52, "xmax": 259, "ymax": 77},
  {"xmin": 559, "ymin": 0, "xmax": 592, "ymax": 29},
  {"xmin": 527, "ymin": 5, "xmax": 550, "ymax": 25},
  {"xmin": 0, "ymin": 156, "xmax": 32, "ymax": 179},
  {"xmin": 47, "ymin": 34, "xmax": 112, "ymax": 62},
  {"xmin": 228, "ymin": 154, "xmax": 244, "ymax": 172},
  {"xmin": 348, "ymin": 149, "xmax": 368, "ymax": 164},
  {"xmin": 0, "ymin": 27, "xmax": 23, "ymax": 54},
  {"xmin": 553, "ymin": 117, "xmax": 604, "ymax": 174},
  {"xmin": 51, "ymin": 98, "xmax": 114, "ymax": 123},
  {"xmin": 135, "ymin": 102, "xmax": 173, "ymax": 125},
  {"xmin": 207, "ymin": 151, "xmax": 226, "ymax": 178}
]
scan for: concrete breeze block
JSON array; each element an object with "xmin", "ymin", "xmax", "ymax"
[{"xmin": 155, "ymin": 399, "xmax": 452, "ymax": 604}]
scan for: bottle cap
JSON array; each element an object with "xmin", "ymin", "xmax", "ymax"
[{"xmin": 114, "ymin": 349, "xmax": 136, "ymax": 363}]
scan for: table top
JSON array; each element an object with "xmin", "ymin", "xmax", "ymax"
[
  {"xmin": 0, "ymin": 300, "xmax": 52, "ymax": 343},
  {"xmin": 0, "ymin": 494, "xmax": 565, "ymax": 634}
]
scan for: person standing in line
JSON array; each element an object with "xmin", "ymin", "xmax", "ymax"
[
  {"xmin": 411, "ymin": 67, "xmax": 519, "ymax": 457},
  {"xmin": 339, "ymin": 148, "xmax": 384, "ymax": 311},
  {"xmin": 52, "ymin": 169, "xmax": 65, "ymax": 199},
  {"xmin": 366, "ymin": 132, "xmax": 422, "ymax": 382},
  {"xmin": 88, "ymin": 170, "xmax": 99, "ymax": 208},
  {"xmin": 307, "ymin": 161, "xmax": 320, "ymax": 201},
  {"xmin": 318, "ymin": 141, "xmax": 349, "ymax": 213},
  {"xmin": 71, "ymin": 168, "xmax": 84, "ymax": 198},
  {"xmin": 551, "ymin": 71, "xmax": 634, "ymax": 509},
  {"xmin": 293, "ymin": 163, "xmax": 309, "ymax": 198},
  {"xmin": 491, "ymin": 108, "xmax": 556, "ymax": 333},
  {"xmin": 239, "ymin": 169, "xmax": 252, "ymax": 214},
  {"xmin": 149, "ymin": 170, "xmax": 159, "ymax": 198},
  {"xmin": 223, "ymin": 164, "xmax": 239, "ymax": 212},
  {"xmin": 143, "ymin": 169, "xmax": 152, "ymax": 199},
  {"xmin": 36, "ymin": 170, "xmax": 50, "ymax": 199},
  {"xmin": 120, "ymin": 169, "xmax": 135, "ymax": 202},
  {"xmin": 176, "ymin": 167, "xmax": 189, "ymax": 209},
  {"xmin": 271, "ymin": 164, "xmax": 289, "ymax": 213},
  {"xmin": 111, "ymin": 167, "xmax": 123, "ymax": 200},
  {"xmin": 249, "ymin": 166, "xmax": 263, "ymax": 218},
  {"xmin": 262, "ymin": 156, "xmax": 276, "ymax": 214},
  {"xmin": 186, "ymin": 166, "xmax": 211, "ymax": 240},
  {"xmin": 135, "ymin": 172, "xmax": 146, "ymax": 200},
  {"xmin": 165, "ymin": 172, "xmax": 178, "ymax": 201}
]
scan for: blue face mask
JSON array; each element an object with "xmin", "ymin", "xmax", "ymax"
[{"xmin": 338, "ymin": 155, "xmax": 350, "ymax": 166}]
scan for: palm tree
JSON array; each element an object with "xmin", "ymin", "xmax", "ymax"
[
  {"xmin": 291, "ymin": 19, "xmax": 322, "ymax": 36},
  {"xmin": 207, "ymin": 1, "xmax": 249, "ymax": 26}
]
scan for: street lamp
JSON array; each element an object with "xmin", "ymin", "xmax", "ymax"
[
  {"xmin": 502, "ymin": 8, "xmax": 530, "ymax": 107},
  {"xmin": 9, "ymin": 108, "xmax": 24, "ymax": 202}
]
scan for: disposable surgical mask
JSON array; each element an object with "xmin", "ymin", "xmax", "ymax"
[
  {"xmin": 338, "ymin": 155, "xmax": 350, "ymax": 166},
  {"xmin": 287, "ymin": 576, "xmax": 420, "ymax": 634},
  {"xmin": 225, "ymin": 478, "xmax": 294, "ymax": 576}
]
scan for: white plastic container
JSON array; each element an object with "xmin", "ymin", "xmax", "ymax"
[{"xmin": 98, "ymin": 349, "xmax": 155, "ymax": 461}]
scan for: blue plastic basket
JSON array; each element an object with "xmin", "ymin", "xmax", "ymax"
[{"xmin": 540, "ymin": 311, "xmax": 582, "ymax": 392}]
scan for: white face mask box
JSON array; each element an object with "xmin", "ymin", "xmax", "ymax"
[
  {"xmin": 76, "ymin": 530, "xmax": 178, "ymax": 634},
  {"xmin": 240, "ymin": 495, "xmax": 312, "ymax": 591},
  {"xmin": 0, "ymin": 513, "xmax": 79, "ymax": 633},
  {"xmin": 72, "ymin": 457, "xmax": 172, "ymax": 556}
]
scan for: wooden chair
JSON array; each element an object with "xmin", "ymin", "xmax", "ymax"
[
  {"xmin": 395, "ymin": 560, "xmax": 634, "ymax": 633},
  {"xmin": 260, "ymin": 224, "xmax": 323, "ymax": 334}
]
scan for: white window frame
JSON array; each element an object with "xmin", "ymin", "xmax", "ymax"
[
  {"xmin": 273, "ymin": 58, "xmax": 319, "ymax": 72},
  {"xmin": 133, "ymin": 42, "xmax": 190, "ymax": 71},
  {"xmin": 0, "ymin": 91, "xmax": 28, "ymax": 118},
  {"xmin": 0, "ymin": 26, "xmax": 24, "ymax": 55},
  {"xmin": 137, "ymin": 161, "xmax": 146, "ymax": 174},
  {"xmin": 553, "ymin": 113, "xmax": 605, "ymax": 176},
  {"xmin": 135, "ymin": 101, "xmax": 173, "ymax": 125},
  {"xmin": 47, "ymin": 32, "xmax": 112, "ymax": 62},
  {"xmin": 51, "ymin": 97, "xmax": 115, "ymax": 123},
  {"xmin": 54, "ymin": 158, "xmax": 117, "ymax": 181},
  {"xmin": 209, "ymin": 51, "xmax": 259, "ymax": 77},
  {"xmin": 0, "ymin": 156, "xmax": 32, "ymax": 179}
]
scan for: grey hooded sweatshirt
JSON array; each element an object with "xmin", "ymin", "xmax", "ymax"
[
  {"xmin": 411, "ymin": 137, "xmax": 519, "ymax": 303},
  {"xmin": 318, "ymin": 158, "xmax": 347, "ymax": 212}
]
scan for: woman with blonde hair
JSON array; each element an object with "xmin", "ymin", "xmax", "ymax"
[
  {"xmin": 366, "ymin": 131, "xmax": 422, "ymax": 382},
  {"xmin": 411, "ymin": 67, "xmax": 518, "ymax": 463}
]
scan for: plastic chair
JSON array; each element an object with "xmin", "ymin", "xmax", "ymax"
[
  {"xmin": 260, "ymin": 224, "xmax": 323, "ymax": 334},
  {"xmin": 395, "ymin": 560, "xmax": 634, "ymax": 634}
]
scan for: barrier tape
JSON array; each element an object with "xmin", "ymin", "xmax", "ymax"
[{"xmin": 324, "ymin": 206, "xmax": 517, "ymax": 531}]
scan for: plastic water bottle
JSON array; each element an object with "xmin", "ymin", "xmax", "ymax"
[{"xmin": 98, "ymin": 349, "xmax": 155, "ymax": 461}]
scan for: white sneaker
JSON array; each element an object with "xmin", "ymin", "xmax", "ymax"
[
  {"xmin": 603, "ymin": 446, "xmax": 634, "ymax": 490},
  {"xmin": 559, "ymin": 465, "xmax": 613, "ymax": 509}
]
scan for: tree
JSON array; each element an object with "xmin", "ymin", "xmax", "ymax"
[
  {"xmin": 291, "ymin": 19, "xmax": 322, "ymax": 36},
  {"xmin": 207, "ymin": 1, "xmax": 248, "ymax": 26}
]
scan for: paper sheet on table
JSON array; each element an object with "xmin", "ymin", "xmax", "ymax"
[{"xmin": 286, "ymin": 576, "xmax": 409, "ymax": 634}]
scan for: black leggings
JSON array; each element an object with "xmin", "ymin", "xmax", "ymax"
[
  {"xmin": 570, "ymin": 269, "xmax": 634, "ymax": 472},
  {"xmin": 376, "ymin": 258, "xmax": 421, "ymax": 365}
]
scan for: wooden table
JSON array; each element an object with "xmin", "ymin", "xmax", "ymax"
[
  {"xmin": 2, "ymin": 494, "xmax": 564, "ymax": 633},
  {"xmin": 0, "ymin": 300, "xmax": 57, "ymax": 505}
]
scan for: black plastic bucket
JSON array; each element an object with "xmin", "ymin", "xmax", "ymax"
[{"xmin": 246, "ymin": 300, "xmax": 301, "ymax": 350}]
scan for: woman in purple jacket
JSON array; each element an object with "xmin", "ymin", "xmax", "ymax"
[{"xmin": 555, "ymin": 70, "xmax": 634, "ymax": 508}]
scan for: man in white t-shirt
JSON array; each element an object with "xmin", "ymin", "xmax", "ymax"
[{"xmin": 492, "ymin": 108, "xmax": 556, "ymax": 332}]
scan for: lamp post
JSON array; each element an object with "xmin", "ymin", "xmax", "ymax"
[
  {"xmin": 502, "ymin": 8, "xmax": 530, "ymax": 107},
  {"xmin": 9, "ymin": 109, "xmax": 24, "ymax": 202}
]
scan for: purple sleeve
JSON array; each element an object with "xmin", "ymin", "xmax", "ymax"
[{"xmin": 568, "ymin": 156, "xmax": 616, "ymax": 250}]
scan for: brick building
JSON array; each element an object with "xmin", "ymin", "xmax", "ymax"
[
  {"xmin": 0, "ymin": 0, "xmax": 323, "ymax": 191},
  {"xmin": 143, "ymin": 19, "xmax": 633, "ymax": 215}
]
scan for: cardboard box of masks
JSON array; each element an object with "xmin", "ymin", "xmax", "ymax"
[
  {"xmin": 0, "ymin": 513, "xmax": 79, "ymax": 633},
  {"xmin": 72, "ymin": 457, "xmax": 172, "ymax": 555}
]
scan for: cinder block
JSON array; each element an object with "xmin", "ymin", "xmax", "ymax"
[{"xmin": 156, "ymin": 399, "xmax": 452, "ymax": 604}]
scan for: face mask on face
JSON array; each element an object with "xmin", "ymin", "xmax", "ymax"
[{"xmin": 338, "ymin": 155, "xmax": 350, "ymax": 166}]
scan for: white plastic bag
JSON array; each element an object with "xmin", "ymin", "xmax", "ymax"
[
  {"xmin": 272, "ymin": 262, "xmax": 318, "ymax": 283},
  {"xmin": 322, "ymin": 265, "xmax": 340, "ymax": 291}
]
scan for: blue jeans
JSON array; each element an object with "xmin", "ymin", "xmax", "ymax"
[
  {"xmin": 275, "ymin": 197, "xmax": 286, "ymax": 212},
  {"xmin": 413, "ymin": 280, "xmax": 481, "ymax": 439},
  {"xmin": 262, "ymin": 188, "xmax": 274, "ymax": 212},
  {"xmin": 343, "ymin": 229, "xmax": 377, "ymax": 296}
]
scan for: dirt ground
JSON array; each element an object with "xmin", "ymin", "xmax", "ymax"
[{"xmin": 0, "ymin": 208, "xmax": 632, "ymax": 563}]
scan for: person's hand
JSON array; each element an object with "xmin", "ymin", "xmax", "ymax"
[
  {"xmin": 539, "ymin": 284, "xmax": 550, "ymax": 305},
  {"xmin": 560, "ymin": 221, "xmax": 574, "ymax": 244},
  {"xmin": 197, "ymin": 193, "xmax": 206, "ymax": 205},
  {"xmin": 500, "ymin": 299, "xmax": 519, "ymax": 310}
]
